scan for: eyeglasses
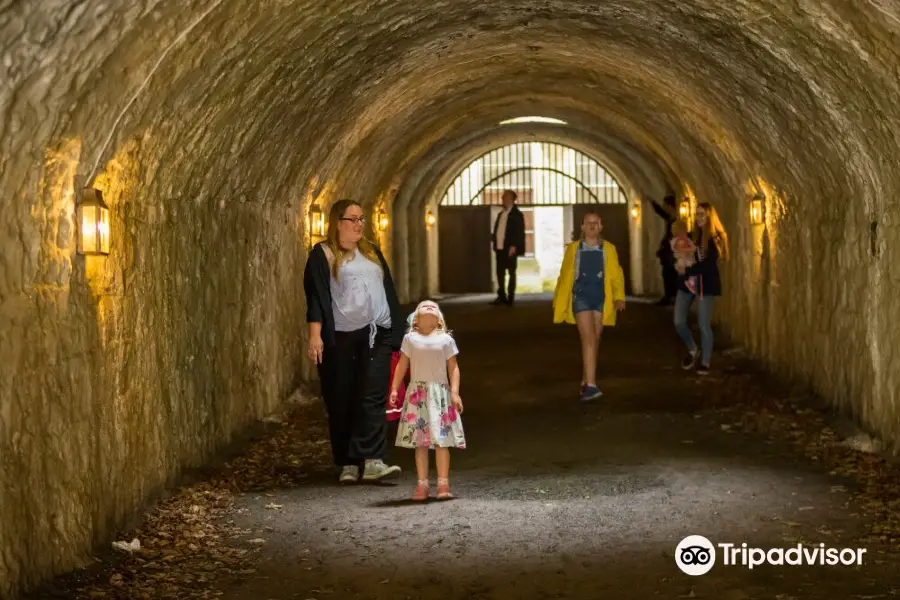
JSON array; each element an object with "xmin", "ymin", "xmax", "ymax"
[{"xmin": 339, "ymin": 217, "xmax": 365, "ymax": 224}]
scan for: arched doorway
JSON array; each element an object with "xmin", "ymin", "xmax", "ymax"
[{"xmin": 437, "ymin": 141, "xmax": 632, "ymax": 295}]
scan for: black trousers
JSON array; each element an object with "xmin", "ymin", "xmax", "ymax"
[
  {"xmin": 495, "ymin": 249, "xmax": 518, "ymax": 302},
  {"xmin": 317, "ymin": 325, "xmax": 392, "ymax": 466}
]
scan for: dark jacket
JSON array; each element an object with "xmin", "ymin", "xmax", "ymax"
[
  {"xmin": 679, "ymin": 235, "xmax": 722, "ymax": 297},
  {"xmin": 652, "ymin": 200, "xmax": 676, "ymax": 259},
  {"xmin": 492, "ymin": 205, "xmax": 526, "ymax": 257},
  {"xmin": 303, "ymin": 242, "xmax": 406, "ymax": 350}
]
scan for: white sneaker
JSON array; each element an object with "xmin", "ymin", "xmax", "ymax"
[
  {"xmin": 362, "ymin": 459, "xmax": 401, "ymax": 481},
  {"xmin": 681, "ymin": 348, "xmax": 700, "ymax": 370},
  {"xmin": 339, "ymin": 465, "xmax": 359, "ymax": 484}
]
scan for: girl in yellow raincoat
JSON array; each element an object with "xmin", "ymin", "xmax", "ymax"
[{"xmin": 552, "ymin": 210, "xmax": 626, "ymax": 402}]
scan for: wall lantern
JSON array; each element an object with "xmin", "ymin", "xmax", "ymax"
[
  {"xmin": 630, "ymin": 204, "xmax": 641, "ymax": 220},
  {"xmin": 749, "ymin": 194, "xmax": 764, "ymax": 225},
  {"xmin": 425, "ymin": 209, "xmax": 436, "ymax": 228},
  {"xmin": 678, "ymin": 200, "xmax": 690, "ymax": 220},
  {"xmin": 308, "ymin": 202, "xmax": 326, "ymax": 238},
  {"xmin": 76, "ymin": 188, "xmax": 110, "ymax": 256},
  {"xmin": 376, "ymin": 207, "xmax": 389, "ymax": 231}
]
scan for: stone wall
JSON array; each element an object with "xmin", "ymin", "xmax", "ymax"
[
  {"xmin": 0, "ymin": 5, "xmax": 317, "ymax": 596},
  {"xmin": 717, "ymin": 177, "xmax": 900, "ymax": 453},
  {"xmin": 0, "ymin": 125, "xmax": 311, "ymax": 598},
  {"xmin": 3, "ymin": 0, "xmax": 900, "ymax": 597}
]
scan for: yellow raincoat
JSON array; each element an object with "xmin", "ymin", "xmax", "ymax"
[{"xmin": 552, "ymin": 239, "xmax": 626, "ymax": 326}]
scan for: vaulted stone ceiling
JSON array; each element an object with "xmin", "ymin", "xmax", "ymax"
[{"xmin": 7, "ymin": 1, "xmax": 897, "ymax": 214}]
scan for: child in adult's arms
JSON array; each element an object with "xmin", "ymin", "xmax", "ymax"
[{"xmin": 670, "ymin": 220, "xmax": 699, "ymax": 295}]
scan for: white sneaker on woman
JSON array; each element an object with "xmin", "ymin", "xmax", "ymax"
[
  {"xmin": 362, "ymin": 459, "xmax": 401, "ymax": 481},
  {"xmin": 339, "ymin": 465, "xmax": 359, "ymax": 484}
]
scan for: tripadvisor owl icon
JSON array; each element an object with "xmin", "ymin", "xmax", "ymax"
[{"xmin": 676, "ymin": 535, "xmax": 716, "ymax": 575}]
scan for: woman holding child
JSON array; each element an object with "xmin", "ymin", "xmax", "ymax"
[{"xmin": 671, "ymin": 202, "xmax": 729, "ymax": 376}]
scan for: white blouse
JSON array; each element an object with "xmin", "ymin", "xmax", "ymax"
[{"xmin": 330, "ymin": 248, "xmax": 391, "ymax": 346}]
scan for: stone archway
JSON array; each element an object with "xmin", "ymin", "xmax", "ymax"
[{"xmin": 432, "ymin": 140, "xmax": 633, "ymax": 296}]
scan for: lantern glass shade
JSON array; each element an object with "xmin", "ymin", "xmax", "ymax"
[
  {"xmin": 630, "ymin": 204, "xmax": 641, "ymax": 219},
  {"xmin": 425, "ymin": 209, "xmax": 436, "ymax": 227},
  {"xmin": 678, "ymin": 201, "xmax": 690, "ymax": 219},
  {"xmin": 76, "ymin": 188, "xmax": 110, "ymax": 255},
  {"xmin": 308, "ymin": 204, "xmax": 325, "ymax": 238},
  {"xmin": 378, "ymin": 211, "xmax": 389, "ymax": 231},
  {"xmin": 750, "ymin": 199, "xmax": 763, "ymax": 224}
]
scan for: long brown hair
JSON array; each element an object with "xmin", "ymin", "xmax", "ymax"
[
  {"xmin": 325, "ymin": 199, "xmax": 381, "ymax": 280},
  {"xmin": 694, "ymin": 202, "xmax": 729, "ymax": 261}
]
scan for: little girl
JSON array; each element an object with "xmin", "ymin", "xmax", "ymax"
[
  {"xmin": 390, "ymin": 300, "xmax": 466, "ymax": 501},
  {"xmin": 671, "ymin": 220, "xmax": 699, "ymax": 295}
]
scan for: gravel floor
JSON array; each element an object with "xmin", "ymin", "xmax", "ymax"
[{"xmin": 215, "ymin": 295, "xmax": 899, "ymax": 600}]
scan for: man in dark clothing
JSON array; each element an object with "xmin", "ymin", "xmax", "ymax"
[
  {"xmin": 652, "ymin": 194, "xmax": 678, "ymax": 305},
  {"xmin": 490, "ymin": 190, "xmax": 526, "ymax": 306}
]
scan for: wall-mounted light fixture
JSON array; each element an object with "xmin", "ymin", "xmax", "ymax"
[
  {"xmin": 678, "ymin": 199, "xmax": 690, "ymax": 220},
  {"xmin": 425, "ymin": 209, "xmax": 436, "ymax": 228},
  {"xmin": 76, "ymin": 188, "xmax": 110, "ymax": 256},
  {"xmin": 375, "ymin": 207, "xmax": 389, "ymax": 232},
  {"xmin": 750, "ymin": 193, "xmax": 764, "ymax": 225},
  {"xmin": 308, "ymin": 202, "xmax": 326, "ymax": 239},
  {"xmin": 630, "ymin": 203, "xmax": 641, "ymax": 220}
]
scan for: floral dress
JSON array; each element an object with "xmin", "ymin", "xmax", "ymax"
[{"xmin": 395, "ymin": 330, "xmax": 466, "ymax": 449}]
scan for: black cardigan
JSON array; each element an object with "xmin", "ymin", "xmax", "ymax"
[
  {"xmin": 303, "ymin": 242, "xmax": 406, "ymax": 350},
  {"xmin": 679, "ymin": 235, "xmax": 722, "ymax": 297}
]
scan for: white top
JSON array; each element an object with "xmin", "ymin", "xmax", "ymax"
[
  {"xmin": 495, "ymin": 208, "xmax": 509, "ymax": 250},
  {"xmin": 400, "ymin": 331, "xmax": 459, "ymax": 385},
  {"xmin": 330, "ymin": 248, "xmax": 391, "ymax": 342}
]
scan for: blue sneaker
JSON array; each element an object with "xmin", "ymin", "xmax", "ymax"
[{"xmin": 580, "ymin": 385, "xmax": 603, "ymax": 403}]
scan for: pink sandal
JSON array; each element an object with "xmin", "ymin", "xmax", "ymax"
[
  {"xmin": 436, "ymin": 478, "xmax": 454, "ymax": 500},
  {"xmin": 412, "ymin": 480, "xmax": 429, "ymax": 501}
]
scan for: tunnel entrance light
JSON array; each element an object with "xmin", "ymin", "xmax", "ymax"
[
  {"xmin": 499, "ymin": 116, "xmax": 567, "ymax": 125},
  {"xmin": 76, "ymin": 188, "xmax": 110, "ymax": 256}
]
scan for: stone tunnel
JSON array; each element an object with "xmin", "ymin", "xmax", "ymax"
[{"xmin": 3, "ymin": 1, "xmax": 900, "ymax": 598}]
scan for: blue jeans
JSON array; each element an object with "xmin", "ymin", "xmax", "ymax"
[
  {"xmin": 573, "ymin": 284, "xmax": 605, "ymax": 314},
  {"xmin": 673, "ymin": 290, "xmax": 715, "ymax": 366}
]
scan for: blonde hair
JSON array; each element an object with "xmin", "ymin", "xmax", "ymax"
[
  {"xmin": 671, "ymin": 219, "xmax": 689, "ymax": 237},
  {"xmin": 325, "ymin": 199, "xmax": 382, "ymax": 280},
  {"xmin": 695, "ymin": 202, "xmax": 729, "ymax": 261},
  {"xmin": 410, "ymin": 300, "xmax": 452, "ymax": 336}
]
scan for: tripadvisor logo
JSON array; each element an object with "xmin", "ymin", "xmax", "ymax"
[
  {"xmin": 675, "ymin": 535, "xmax": 867, "ymax": 575},
  {"xmin": 676, "ymin": 535, "xmax": 716, "ymax": 576}
]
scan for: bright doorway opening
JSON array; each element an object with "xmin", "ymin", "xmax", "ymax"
[{"xmin": 434, "ymin": 142, "xmax": 632, "ymax": 295}]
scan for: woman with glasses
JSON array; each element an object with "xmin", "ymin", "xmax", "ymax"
[{"xmin": 303, "ymin": 199, "xmax": 406, "ymax": 484}]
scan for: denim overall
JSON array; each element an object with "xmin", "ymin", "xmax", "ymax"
[{"xmin": 572, "ymin": 241, "xmax": 605, "ymax": 314}]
